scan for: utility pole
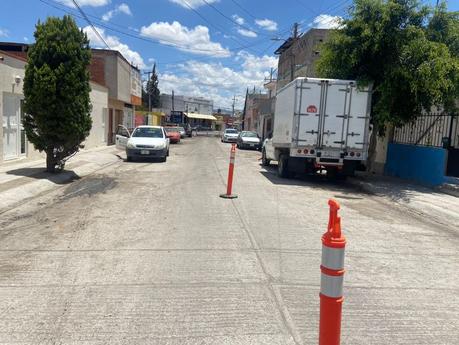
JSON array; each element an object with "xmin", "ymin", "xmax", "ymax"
[
  {"xmin": 145, "ymin": 71, "xmax": 152, "ymax": 113},
  {"xmin": 232, "ymin": 95, "xmax": 236, "ymax": 117},
  {"xmin": 290, "ymin": 22, "xmax": 300, "ymax": 82},
  {"xmin": 172, "ymin": 90, "xmax": 175, "ymax": 112}
]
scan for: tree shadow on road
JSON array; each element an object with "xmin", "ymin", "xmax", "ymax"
[
  {"xmin": 259, "ymin": 165, "xmax": 363, "ymax": 196},
  {"xmin": 6, "ymin": 167, "xmax": 80, "ymax": 185},
  {"xmin": 260, "ymin": 164, "xmax": 442, "ymax": 204}
]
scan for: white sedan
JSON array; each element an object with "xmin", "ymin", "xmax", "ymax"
[
  {"xmin": 221, "ymin": 128, "xmax": 239, "ymax": 143},
  {"xmin": 116, "ymin": 125, "xmax": 170, "ymax": 162}
]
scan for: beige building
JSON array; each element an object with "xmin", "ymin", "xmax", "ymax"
[
  {"xmin": 0, "ymin": 50, "xmax": 109, "ymax": 165},
  {"xmin": 90, "ymin": 49, "xmax": 141, "ymax": 143},
  {"xmin": 275, "ymin": 28, "xmax": 330, "ymax": 89}
]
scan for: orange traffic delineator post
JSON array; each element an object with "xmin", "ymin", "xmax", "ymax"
[
  {"xmin": 319, "ymin": 199, "xmax": 346, "ymax": 345},
  {"xmin": 220, "ymin": 143, "xmax": 238, "ymax": 199}
]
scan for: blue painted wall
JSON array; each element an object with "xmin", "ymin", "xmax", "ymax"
[{"xmin": 385, "ymin": 143, "xmax": 447, "ymax": 186}]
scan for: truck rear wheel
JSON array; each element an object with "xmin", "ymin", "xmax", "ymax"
[
  {"xmin": 261, "ymin": 149, "xmax": 270, "ymax": 166},
  {"xmin": 277, "ymin": 154, "xmax": 289, "ymax": 178}
]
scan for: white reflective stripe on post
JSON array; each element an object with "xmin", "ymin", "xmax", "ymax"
[
  {"xmin": 320, "ymin": 273, "xmax": 344, "ymax": 298},
  {"xmin": 321, "ymin": 245, "xmax": 345, "ymax": 270}
]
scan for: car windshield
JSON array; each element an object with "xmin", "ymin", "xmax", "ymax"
[
  {"xmin": 242, "ymin": 132, "xmax": 258, "ymax": 138},
  {"xmin": 225, "ymin": 129, "xmax": 238, "ymax": 134},
  {"xmin": 132, "ymin": 127, "xmax": 164, "ymax": 138},
  {"xmin": 165, "ymin": 127, "xmax": 180, "ymax": 133}
]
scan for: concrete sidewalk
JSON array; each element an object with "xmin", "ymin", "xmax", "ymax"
[
  {"xmin": 0, "ymin": 146, "xmax": 121, "ymax": 214},
  {"xmin": 348, "ymin": 172, "xmax": 459, "ymax": 227}
]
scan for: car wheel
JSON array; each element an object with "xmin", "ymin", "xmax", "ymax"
[
  {"xmin": 160, "ymin": 155, "xmax": 167, "ymax": 162},
  {"xmin": 167, "ymin": 149, "xmax": 170, "ymax": 157},
  {"xmin": 126, "ymin": 156, "xmax": 132, "ymax": 162},
  {"xmin": 261, "ymin": 149, "xmax": 270, "ymax": 166},
  {"xmin": 277, "ymin": 154, "xmax": 289, "ymax": 178}
]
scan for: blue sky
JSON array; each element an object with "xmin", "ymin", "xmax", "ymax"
[{"xmin": 1, "ymin": 0, "xmax": 458, "ymax": 109}]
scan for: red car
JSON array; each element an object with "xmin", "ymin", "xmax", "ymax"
[{"xmin": 164, "ymin": 127, "xmax": 181, "ymax": 143}]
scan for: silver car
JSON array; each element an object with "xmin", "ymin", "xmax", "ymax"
[
  {"xmin": 177, "ymin": 126, "xmax": 186, "ymax": 138},
  {"xmin": 221, "ymin": 128, "xmax": 239, "ymax": 143}
]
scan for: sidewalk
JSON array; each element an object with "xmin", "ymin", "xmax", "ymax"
[
  {"xmin": 0, "ymin": 146, "xmax": 121, "ymax": 214},
  {"xmin": 348, "ymin": 172, "xmax": 459, "ymax": 228}
]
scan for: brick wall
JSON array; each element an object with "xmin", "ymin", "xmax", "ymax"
[{"xmin": 89, "ymin": 56, "xmax": 106, "ymax": 86}]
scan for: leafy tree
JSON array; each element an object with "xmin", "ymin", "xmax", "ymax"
[
  {"xmin": 316, "ymin": 0, "xmax": 459, "ymax": 130},
  {"xmin": 142, "ymin": 63, "xmax": 161, "ymax": 110},
  {"xmin": 23, "ymin": 15, "xmax": 92, "ymax": 172}
]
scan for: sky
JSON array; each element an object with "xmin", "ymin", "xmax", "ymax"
[{"xmin": 1, "ymin": 0, "xmax": 458, "ymax": 110}]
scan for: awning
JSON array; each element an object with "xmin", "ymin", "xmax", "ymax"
[{"xmin": 184, "ymin": 112, "xmax": 217, "ymax": 121}]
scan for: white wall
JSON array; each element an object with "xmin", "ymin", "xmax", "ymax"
[
  {"xmin": 0, "ymin": 54, "xmax": 36, "ymax": 164},
  {"xmin": 84, "ymin": 82, "xmax": 109, "ymax": 149}
]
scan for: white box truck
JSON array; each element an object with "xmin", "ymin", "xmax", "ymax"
[{"xmin": 262, "ymin": 77, "xmax": 372, "ymax": 178}]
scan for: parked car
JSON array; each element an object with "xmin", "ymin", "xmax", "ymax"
[
  {"xmin": 237, "ymin": 131, "xmax": 262, "ymax": 150},
  {"xmin": 164, "ymin": 127, "xmax": 181, "ymax": 144},
  {"xmin": 221, "ymin": 128, "xmax": 239, "ymax": 143},
  {"xmin": 185, "ymin": 124, "xmax": 193, "ymax": 137},
  {"xmin": 177, "ymin": 126, "xmax": 186, "ymax": 138},
  {"xmin": 116, "ymin": 125, "xmax": 170, "ymax": 162}
]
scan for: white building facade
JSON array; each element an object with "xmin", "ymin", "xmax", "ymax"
[
  {"xmin": 0, "ymin": 50, "xmax": 109, "ymax": 165},
  {"xmin": 160, "ymin": 94, "xmax": 214, "ymax": 115}
]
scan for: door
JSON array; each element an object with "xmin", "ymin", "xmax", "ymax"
[
  {"xmin": 296, "ymin": 81, "xmax": 322, "ymax": 147},
  {"xmin": 345, "ymin": 86, "xmax": 370, "ymax": 150},
  {"xmin": 108, "ymin": 109, "xmax": 114, "ymax": 144},
  {"xmin": 447, "ymin": 148, "xmax": 459, "ymax": 177},
  {"xmin": 320, "ymin": 83, "xmax": 349, "ymax": 150},
  {"xmin": 2, "ymin": 94, "xmax": 20, "ymax": 160},
  {"xmin": 115, "ymin": 125, "xmax": 130, "ymax": 150}
]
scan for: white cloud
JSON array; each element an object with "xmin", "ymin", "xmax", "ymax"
[
  {"xmin": 236, "ymin": 51, "xmax": 278, "ymax": 72},
  {"xmin": 159, "ymin": 52, "xmax": 278, "ymax": 109},
  {"xmin": 140, "ymin": 21, "xmax": 230, "ymax": 57},
  {"xmin": 57, "ymin": 0, "xmax": 110, "ymax": 7},
  {"xmin": 232, "ymin": 14, "xmax": 245, "ymax": 25},
  {"xmin": 169, "ymin": 0, "xmax": 218, "ymax": 9},
  {"xmin": 82, "ymin": 26, "xmax": 145, "ymax": 68},
  {"xmin": 255, "ymin": 19, "xmax": 278, "ymax": 31},
  {"xmin": 310, "ymin": 14, "xmax": 342, "ymax": 29},
  {"xmin": 102, "ymin": 3, "xmax": 132, "ymax": 22},
  {"xmin": 237, "ymin": 28, "xmax": 257, "ymax": 38},
  {"xmin": 0, "ymin": 28, "xmax": 8, "ymax": 37},
  {"xmin": 23, "ymin": 37, "xmax": 29, "ymax": 42}
]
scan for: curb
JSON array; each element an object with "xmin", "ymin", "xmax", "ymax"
[
  {"xmin": 437, "ymin": 184, "xmax": 459, "ymax": 198},
  {"xmin": 348, "ymin": 175, "xmax": 459, "ymax": 198}
]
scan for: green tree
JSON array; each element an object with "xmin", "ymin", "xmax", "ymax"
[
  {"xmin": 143, "ymin": 63, "xmax": 161, "ymax": 110},
  {"xmin": 23, "ymin": 15, "xmax": 92, "ymax": 172},
  {"xmin": 316, "ymin": 0, "xmax": 459, "ymax": 130}
]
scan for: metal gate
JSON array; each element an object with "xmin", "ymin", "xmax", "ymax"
[{"xmin": 393, "ymin": 112, "xmax": 459, "ymax": 177}]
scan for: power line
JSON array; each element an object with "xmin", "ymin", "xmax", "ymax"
[
  {"xmin": 229, "ymin": 0, "xmax": 257, "ymax": 20},
  {"xmin": 41, "ymin": 0, "xmax": 285, "ymax": 61},
  {"xmin": 180, "ymin": 0, "xmax": 261, "ymax": 55},
  {"xmin": 70, "ymin": 0, "xmax": 111, "ymax": 49},
  {"xmin": 201, "ymin": 0, "xmax": 270, "ymax": 38},
  {"xmin": 41, "ymin": 0, "xmax": 230, "ymax": 55}
]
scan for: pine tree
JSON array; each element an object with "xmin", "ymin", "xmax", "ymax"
[
  {"xmin": 23, "ymin": 15, "xmax": 92, "ymax": 172},
  {"xmin": 144, "ymin": 64, "xmax": 161, "ymax": 110}
]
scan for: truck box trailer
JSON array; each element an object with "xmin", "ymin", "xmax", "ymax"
[{"xmin": 262, "ymin": 77, "xmax": 372, "ymax": 178}]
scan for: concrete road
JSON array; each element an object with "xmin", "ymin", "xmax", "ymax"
[{"xmin": 0, "ymin": 137, "xmax": 458, "ymax": 344}]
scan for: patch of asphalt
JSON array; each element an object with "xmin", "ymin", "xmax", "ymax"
[{"xmin": 60, "ymin": 175, "xmax": 117, "ymax": 201}]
